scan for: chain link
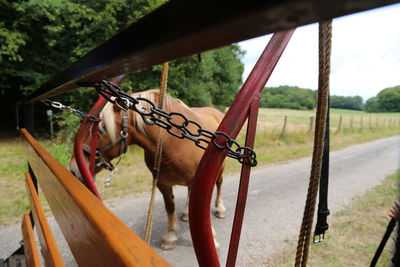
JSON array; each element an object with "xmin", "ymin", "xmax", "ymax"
[
  {"xmin": 41, "ymin": 99, "xmax": 101, "ymax": 122},
  {"xmin": 93, "ymin": 80, "xmax": 257, "ymax": 167}
]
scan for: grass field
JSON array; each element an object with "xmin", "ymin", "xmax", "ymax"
[
  {"xmin": 265, "ymin": 171, "xmax": 400, "ymax": 267},
  {"xmin": 0, "ymin": 108, "xmax": 399, "ymax": 226}
]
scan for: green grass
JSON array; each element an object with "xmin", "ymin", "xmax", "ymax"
[
  {"xmin": 0, "ymin": 108, "xmax": 400, "ymax": 225},
  {"xmin": 0, "ymin": 137, "xmax": 30, "ymax": 225},
  {"xmin": 266, "ymin": 171, "xmax": 400, "ymax": 267}
]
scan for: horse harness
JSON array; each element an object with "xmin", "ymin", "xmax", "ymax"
[{"xmin": 83, "ymin": 110, "xmax": 129, "ymax": 172}]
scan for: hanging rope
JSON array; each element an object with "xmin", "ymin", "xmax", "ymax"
[
  {"xmin": 144, "ymin": 62, "xmax": 169, "ymax": 244},
  {"xmin": 295, "ymin": 20, "xmax": 332, "ymax": 267}
]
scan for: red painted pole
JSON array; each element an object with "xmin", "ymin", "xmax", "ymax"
[
  {"xmin": 226, "ymin": 100, "xmax": 260, "ymax": 267},
  {"xmin": 189, "ymin": 30, "xmax": 295, "ymax": 267},
  {"xmin": 74, "ymin": 97, "xmax": 107, "ymax": 200},
  {"xmin": 74, "ymin": 75, "xmax": 126, "ymax": 200}
]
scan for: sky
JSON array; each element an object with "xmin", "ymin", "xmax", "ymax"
[{"xmin": 238, "ymin": 3, "xmax": 400, "ymax": 102}]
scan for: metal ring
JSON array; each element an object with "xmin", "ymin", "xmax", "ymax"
[
  {"xmin": 51, "ymin": 102, "xmax": 63, "ymax": 109},
  {"xmin": 120, "ymin": 131, "xmax": 128, "ymax": 139},
  {"xmin": 115, "ymin": 97, "xmax": 130, "ymax": 111}
]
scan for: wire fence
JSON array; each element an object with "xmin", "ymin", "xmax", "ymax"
[{"xmin": 255, "ymin": 115, "xmax": 400, "ymax": 138}]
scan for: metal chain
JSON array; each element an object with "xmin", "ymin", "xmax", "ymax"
[
  {"xmin": 41, "ymin": 99, "xmax": 101, "ymax": 122},
  {"xmin": 93, "ymin": 80, "xmax": 257, "ymax": 167},
  {"xmin": 103, "ymin": 154, "xmax": 124, "ymax": 186}
]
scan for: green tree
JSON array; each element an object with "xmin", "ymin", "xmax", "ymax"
[
  {"xmin": 376, "ymin": 86, "xmax": 400, "ymax": 112},
  {"xmin": 330, "ymin": 95, "xmax": 363, "ymax": 110},
  {"xmin": 124, "ymin": 45, "xmax": 244, "ymax": 108},
  {"xmin": 1, "ymin": 0, "xmax": 244, "ymax": 133},
  {"xmin": 260, "ymin": 86, "xmax": 316, "ymax": 110},
  {"xmin": 1, "ymin": 0, "xmax": 163, "ymax": 129},
  {"xmin": 364, "ymin": 96, "xmax": 379, "ymax": 112}
]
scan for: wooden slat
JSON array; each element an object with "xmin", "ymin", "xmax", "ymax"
[
  {"xmin": 21, "ymin": 128, "xmax": 171, "ymax": 267},
  {"xmin": 25, "ymin": 172, "xmax": 65, "ymax": 267},
  {"xmin": 21, "ymin": 213, "xmax": 41, "ymax": 267}
]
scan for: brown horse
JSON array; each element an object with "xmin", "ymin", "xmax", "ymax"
[{"xmin": 68, "ymin": 89, "xmax": 226, "ymax": 250}]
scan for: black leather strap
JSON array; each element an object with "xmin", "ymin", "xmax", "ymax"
[{"xmin": 314, "ymin": 96, "xmax": 330, "ymax": 242}]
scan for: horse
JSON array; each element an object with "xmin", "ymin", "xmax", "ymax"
[{"xmin": 68, "ymin": 89, "xmax": 226, "ymax": 250}]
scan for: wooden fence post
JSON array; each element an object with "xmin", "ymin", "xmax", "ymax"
[
  {"xmin": 383, "ymin": 118, "xmax": 386, "ymax": 127},
  {"xmin": 369, "ymin": 116, "xmax": 372, "ymax": 129},
  {"xmin": 337, "ymin": 115, "xmax": 342, "ymax": 133},
  {"xmin": 47, "ymin": 109, "xmax": 54, "ymax": 139},
  {"xmin": 376, "ymin": 118, "xmax": 379, "ymax": 128},
  {"xmin": 309, "ymin": 116, "xmax": 314, "ymax": 136},
  {"xmin": 360, "ymin": 116, "xmax": 363, "ymax": 131},
  {"xmin": 389, "ymin": 118, "xmax": 392, "ymax": 127},
  {"xmin": 281, "ymin": 115, "xmax": 288, "ymax": 138},
  {"xmin": 350, "ymin": 116, "xmax": 354, "ymax": 129}
]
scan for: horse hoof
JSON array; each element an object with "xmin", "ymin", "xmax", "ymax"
[
  {"xmin": 214, "ymin": 209, "xmax": 226, "ymax": 219},
  {"xmin": 160, "ymin": 240, "xmax": 177, "ymax": 250},
  {"xmin": 161, "ymin": 232, "xmax": 178, "ymax": 250},
  {"xmin": 181, "ymin": 213, "xmax": 189, "ymax": 222}
]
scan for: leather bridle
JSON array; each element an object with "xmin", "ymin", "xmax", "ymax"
[{"xmin": 83, "ymin": 110, "xmax": 129, "ymax": 172}]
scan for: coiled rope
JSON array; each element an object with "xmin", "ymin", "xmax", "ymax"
[
  {"xmin": 295, "ymin": 20, "xmax": 332, "ymax": 267},
  {"xmin": 144, "ymin": 62, "xmax": 169, "ymax": 244}
]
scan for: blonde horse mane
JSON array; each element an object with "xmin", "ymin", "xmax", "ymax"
[
  {"xmin": 99, "ymin": 101, "xmax": 117, "ymax": 143},
  {"xmin": 99, "ymin": 89, "xmax": 177, "ymax": 143}
]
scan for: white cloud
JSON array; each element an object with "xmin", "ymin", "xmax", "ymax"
[{"xmin": 239, "ymin": 3, "xmax": 400, "ymax": 101}]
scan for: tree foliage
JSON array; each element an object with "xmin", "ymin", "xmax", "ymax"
[
  {"xmin": 260, "ymin": 86, "xmax": 316, "ymax": 110},
  {"xmin": 376, "ymin": 86, "xmax": 400, "ymax": 112},
  {"xmin": 1, "ymin": 0, "xmax": 163, "ymax": 95},
  {"xmin": 0, "ymin": 0, "xmax": 244, "ymax": 131},
  {"xmin": 364, "ymin": 96, "xmax": 379, "ymax": 112},
  {"xmin": 125, "ymin": 45, "xmax": 244, "ymax": 108},
  {"xmin": 365, "ymin": 86, "xmax": 400, "ymax": 112},
  {"xmin": 330, "ymin": 95, "xmax": 363, "ymax": 110}
]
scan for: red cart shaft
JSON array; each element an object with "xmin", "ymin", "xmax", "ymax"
[{"xmin": 189, "ymin": 30, "xmax": 295, "ymax": 267}]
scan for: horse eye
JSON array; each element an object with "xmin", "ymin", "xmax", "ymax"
[{"xmin": 99, "ymin": 124, "xmax": 106, "ymax": 135}]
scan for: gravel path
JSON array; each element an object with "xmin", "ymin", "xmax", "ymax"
[{"xmin": 1, "ymin": 136, "xmax": 399, "ymax": 266}]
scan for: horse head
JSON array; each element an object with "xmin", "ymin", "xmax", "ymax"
[
  {"xmin": 67, "ymin": 101, "xmax": 131, "ymax": 181},
  {"xmin": 67, "ymin": 89, "xmax": 163, "ymax": 181}
]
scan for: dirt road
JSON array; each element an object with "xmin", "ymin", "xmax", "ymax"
[{"xmin": 1, "ymin": 136, "xmax": 399, "ymax": 266}]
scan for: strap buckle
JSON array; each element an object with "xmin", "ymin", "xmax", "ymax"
[
  {"xmin": 313, "ymin": 233, "xmax": 325, "ymax": 243},
  {"xmin": 313, "ymin": 209, "xmax": 330, "ymax": 243}
]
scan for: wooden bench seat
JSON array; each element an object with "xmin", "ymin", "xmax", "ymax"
[
  {"xmin": 25, "ymin": 171, "xmax": 64, "ymax": 267},
  {"xmin": 21, "ymin": 128, "xmax": 171, "ymax": 267},
  {"xmin": 21, "ymin": 213, "xmax": 41, "ymax": 267}
]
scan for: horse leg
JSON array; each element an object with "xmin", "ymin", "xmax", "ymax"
[
  {"xmin": 214, "ymin": 171, "xmax": 226, "ymax": 218},
  {"xmin": 157, "ymin": 183, "xmax": 179, "ymax": 250},
  {"xmin": 181, "ymin": 187, "xmax": 190, "ymax": 222}
]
